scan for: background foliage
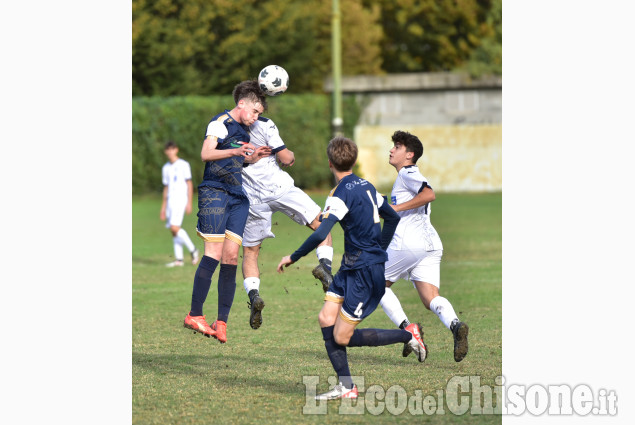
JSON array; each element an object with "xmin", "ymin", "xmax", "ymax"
[
  {"xmin": 132, "ymin": 94, "xmax": 361, "ymax": 195},
  {"xmin": 132, "ymin": 0, "xmax": 502, "ymax": 96}
]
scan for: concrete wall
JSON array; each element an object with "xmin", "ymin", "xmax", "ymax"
[{"xmin": 327, "ymin": 72, "xmax": 502, "ymax": 192}]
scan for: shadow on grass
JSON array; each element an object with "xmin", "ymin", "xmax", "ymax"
[
  {"xmin": 132, "ymin": 256, "xmax": 165, "ymax": 266},
  {"xmin": 132, "ymin": 351, "xmax": 306, "ymax": 395}
]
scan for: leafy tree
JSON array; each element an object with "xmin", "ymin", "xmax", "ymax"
[
  {"xmin": 461, "ymin": 0, "xmax": 502, "ymax": 76},
  {"xmin": 132, "ymin": 0, "xmax": 384, "ymax": 95},
  {"xmin": 363, "ymin": 0, "xmax": 494, "ymax": 73}
]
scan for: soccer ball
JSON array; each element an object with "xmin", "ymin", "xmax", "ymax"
[{"xmin": 258, "ymin": 65, "xmax": 289, "ymax": 96}]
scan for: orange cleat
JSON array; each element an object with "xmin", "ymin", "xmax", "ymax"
[
  {"xmin": 211, "ymin": 320, "xmax": 227, "ymax": 343},
  {"xmin": 184, "ymin": 314, "xmax": 216, "ymax": 338}
]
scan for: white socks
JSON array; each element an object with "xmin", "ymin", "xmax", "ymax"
[
  {"xmin": 379, "ymin": 287, "xmax": 409, "ymax": 327},
  {"xmin": 243, "ymin": 277, "xmax": 260, "ymax": 294},
  {"xmin": 176, "ymin": 228, "xmax": 196, "ymax": 253},
  {"xmin": 172, "ymin": 238, "xmax": 184, "ymax": 260},
  {"xmin": 429, "ymin": 296, "xmax": 459, "ymax": 330},
  {"xmin": 316, "ymin": 245, "xmax": 333, "ymax": 262}
]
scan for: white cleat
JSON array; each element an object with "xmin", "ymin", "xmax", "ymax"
[
  {"xmin": 315, "ymin": 383, "xmax": 358, "ymax": 400},
  {"xmin": 166, "ymin": 260, "xmax": 184, "ymax": 268},
  {"xmin": 404, "ymin": 323, "xmax": 428, "ymax": 362}
]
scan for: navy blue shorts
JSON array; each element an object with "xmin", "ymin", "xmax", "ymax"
[
  {"xmin": 196, "ymin": 186, "xmax": 249, "ymax": 245},
  {"xmin": 324, "ymin": 262, "xmax": 387, "ymax": 324}
]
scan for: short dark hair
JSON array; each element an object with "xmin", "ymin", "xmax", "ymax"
[
  {"xmin": 232, "ymin": 80, "xmax": 268, "ymax": 111},
  {"xmin": 327, "ymin": 136, "xmax": 358, "ymax": 171},
  {"xmin": 164, "ymin": 140, "xmax": 178, "ymax": 150},
  {"xmin": 391, "ymin": 130, "xmax": 423, "ymax": 163}
]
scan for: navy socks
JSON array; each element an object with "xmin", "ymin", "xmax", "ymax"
[
  {"xmin": 347, "ymin": 328, "xmax": 412, "ymax": 347},
  {"xmin": 322, "ymin": 326, "xmax": 354, "ymax": 389},
  {"xmin": 190, "ymin": 256, "xmax": 219, "ymax": 316},
  {"xmin": 216, "ymin": 263, "xmax": 237, "ymax": 323}
]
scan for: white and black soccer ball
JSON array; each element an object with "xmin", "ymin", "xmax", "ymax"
[{"xmin": 258, "ymin": 65, "xmax": 289, "ymax": 96}]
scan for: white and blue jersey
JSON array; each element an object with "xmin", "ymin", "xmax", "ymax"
[
  {"xmin": 199, "ymin": 110, "xmax": 251, "ymax": 197},
  {"xmin": 389, "ymin": 165, "xmax": 442, "ymax": 252},
  {"xmin": 242, "ymin": 117, "xmax": 295, "ymax": 204}
]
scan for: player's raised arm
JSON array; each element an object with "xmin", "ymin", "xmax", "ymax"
[
  {"xmin": 277, "ymin": 216, "xmax": 338, "ymax": 273},
  {"xmin": 378, "ymin": 196, "xmax": 400, "ymax": 250}
]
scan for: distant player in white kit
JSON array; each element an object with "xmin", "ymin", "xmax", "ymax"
[
  {"xmin": 160, "ymin": 141, "xmax": 199, "ymax": 267},
  {"xmin": 241, "ymin": 116, "xmax": 334, "ymax": 330},
  {"xmin": 379, "ymin": 130, "xmax": 469, "ymax": 362}
]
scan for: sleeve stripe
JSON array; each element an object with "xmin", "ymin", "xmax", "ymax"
[{"xmin": 271, "ymin": 145, "xmax": 286, "ymax": 154}]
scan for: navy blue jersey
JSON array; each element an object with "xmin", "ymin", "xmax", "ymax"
[
  {"xmin": 199, "ymin": 110, "xmax": 250, "ymax": 196},
  {"xmin": 322, "ymin": 174, "xmax": 388, "ymax": 270}
]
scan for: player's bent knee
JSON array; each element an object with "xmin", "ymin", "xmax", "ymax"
[
  {"xmin": 334, "ymin": 333, "xmax": 351, "ymax": 346},
  {"xmin": 318, "ymin": 311, "xmax": 336, "ymax": 328}
]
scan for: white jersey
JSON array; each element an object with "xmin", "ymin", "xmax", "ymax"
[
  {"xmin": 162, "ymin": 158, "xmax": 192, "ymax": 206},
  {"xmin": 388, "ymin": 165, "xmax": 443, "ymax": 252},
  {"xmin": 242, "ymin": 117, "xmax": 295, "ymax": 205}
]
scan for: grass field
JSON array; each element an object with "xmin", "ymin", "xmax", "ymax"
[{"xmin": 132, "ymin": 191, "xmax": 501, "ymax": 424}]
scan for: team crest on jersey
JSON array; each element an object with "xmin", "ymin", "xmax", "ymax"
[{"xmin": 345, "ymin": 178, "xmax": 368, "ymax": 191}]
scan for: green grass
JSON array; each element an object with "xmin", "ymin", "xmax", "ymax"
[{"xmin": 132, "ymin": 191, "xmax": 501, "ymax": 424}]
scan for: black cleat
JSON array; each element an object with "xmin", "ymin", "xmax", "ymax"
[
  {"xmin": 402, "ymin": 341, "xmax": 412, "ymax": 358},
  {"xmin": 247, "ymin": 290, "xmax": 265, "ymax": 330},
  {"xmin": 311, "ymin": 263, "xmax": 333, "ymax": 292},
  {"xmin": 452, "ymin": 321, "xmax": 469, "ymax": 362}
]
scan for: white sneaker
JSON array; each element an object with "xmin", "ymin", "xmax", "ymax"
[
  {"xmin": 166, "ymin": 260, "xmax": 184, "ymax": 268},
  {"xmin": 315, "ymin": 383, "xmax": 358, "ymax": 400},
  {"xmin": 404, "ymin": 323, "xmax": 428, "ymax": 362},
  {"xmin": 191, "ymin": 249, "xmax": 200, "ymax": 265}
]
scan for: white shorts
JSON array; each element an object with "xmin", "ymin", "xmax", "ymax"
[
  {"xmin": 242, "ymin": 186, "xmax": 322, "ymax": 247},
  {"xmin": 384, "ymin": 248, "xmax": 443, "ymax": 288},
  {"xmin": 165, "ymin": 201, "xmax": 186, "ymax": 228}
]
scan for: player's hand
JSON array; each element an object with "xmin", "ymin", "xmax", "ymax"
[
  {"xmin": 237, "ymin": 143, "xmax": 256, "ymax": 158},
  {"xmin": 248, "ymin": 146, "xmax": 272, "ymax": 163},
  {"xmin": 160, "ymin": 210, "xmax": 166, "ymax": 221},
  {"xmin": 277, "ymin": 255, "xmax": 294, "ymax": 273},
  {"xmin": 185, "ymin": 204, "xmax": 192, "ymax": 215}
]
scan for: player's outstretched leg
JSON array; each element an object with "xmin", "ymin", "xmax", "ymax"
[
  {"xmin": 451, "ymin": 320, "xmax": 469, "ymax": 362},
  {"xmin": 312, "ymin": 258, "xmax": 333, "ymax": 292},
  {"xmin": 403, "ymin": 323, "xmax": 428, "ymax": 362},
  {"xmin": 247, "ymin": 289, "xmax": 265, "ymax": 330},
  {"xmin": 379, "ymin": 286, "xmax": 412, "ymax": 357}
]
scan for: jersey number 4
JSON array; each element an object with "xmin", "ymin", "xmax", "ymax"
[{"xmin": 354, "ymin": 302, "xmax": 363, "ymax": 317}]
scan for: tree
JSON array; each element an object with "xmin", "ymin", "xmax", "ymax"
[
  {"xmin": 461, "ymin": 0, "xmax": 502, "ymax": 76},
  {"xmin": 132, "ymin": 0, "xmax": 384, "ymax": 95},
  {"xmin": 362, "ymin": 0, "xmax": 499, "ymax": 74}
]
